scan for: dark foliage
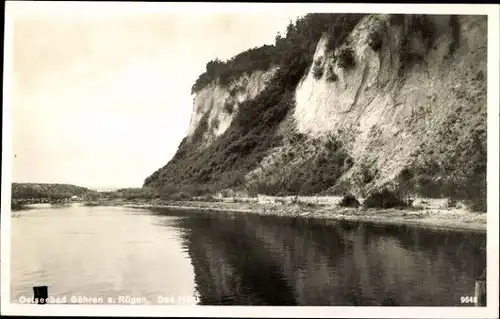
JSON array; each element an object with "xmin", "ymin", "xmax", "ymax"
[
  {"xmin": 447, "ymin": 197, "xmax": 458, "ymax": 208},
  {"xmin": 211, "ymin": 117, "xmax": 220, "ymax": 129},
  {"xmin": 363, "ymin": 189, "xmax": 408, "ymax": 209},
  {"xmin": 336, "ymin": 47, "xmax": 356, "ymax": 69},
  {"xmin": 360, "ymin": 164, "xmax": 375, "ymax": 184},
  {"xmin": 325, "ymin": 14, "xmax": 366, "ymax": 52},
  {"xmin": 106, "ymin": 187, "xmax": 158, "ymax": 200},
  {"xmin": 191, "ymin": 113, "xmax": 210, "ymax": 144},
  {"xmin": 411, "ymin": 15, "xmax": 436, "ymax": 47},
  {"xmin": 246, "ymin": 136, "xmax": 353, "ymax": 196},
  {"xmin": 313, "ymin": 63, "xmax": 324, "ymax": 80},
  {"xmin": 389, "ymin": 14, "xmax": 406, "ymax": 26},
  {"xmin": 368, "ymin": 31, "xmax": 383, "ymax": 51},
  {"xmin": 11, "ymin": 183, "xmax": 94, "ymax": 200},
  {"xmin": 191, "ymin": 14, "xmax": 366, "ymax": 94},
  {"xmin": 339, "ymin": 193, "xmax": 360, "ymax": 208},
  {"xmin": 326, "ymin": 66, "xmax": 338, "ymax": 82},
  {"xmin": 224, "ymin": 102, "xmax": 234, "ymax": 114},
  {"xmin": 191, "ymin": 46, "xmax": 277, "ymax": 94},
  {"xmin": 402, "ymin": 121, "xmax": 486, "ymax": 212},
  {"xmin": 398, "ymin": 15, "xmax": 437, "ymax": 76},
  {"xmin": 395, "ymin": 167, "xmax": 413, "ymax": 201},
  {"xmin": 448, "ymin": 15, "xmax": 460, "ymax": 57}
]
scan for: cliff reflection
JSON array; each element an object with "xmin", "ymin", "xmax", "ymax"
[{"xmin": 152, "ymin": 209, "xmax": 486, "ymax": 306}]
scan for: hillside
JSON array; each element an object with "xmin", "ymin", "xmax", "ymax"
[
  {"xmin": 144, "ymin": 14, "xmax": 487, "ymax": 212},
  {"xmin": 11, "ymin": 183, "xmax": 96, "ymax": 200}
]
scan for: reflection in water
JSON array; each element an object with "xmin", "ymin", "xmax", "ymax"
[
  {"xmin": 153, "ymin": 208, "xmax": 486, "ymax": 306},
  {"xmin": 11, "ymin": 205, "xmax": 486, "ymax": 306}
]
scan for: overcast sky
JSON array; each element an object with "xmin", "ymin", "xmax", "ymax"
[{"xmin": 6, "ymin": 2, "xmax": 305, "ymax": 189}]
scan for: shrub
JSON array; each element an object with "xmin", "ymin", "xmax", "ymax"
[
  {"xmin": 325, "ymin": 14, "xmax": 365, "ymax": 52},
  {"xmin": 466, "ymin": 198, "xmax": 486, "ymax": 213},
  {"xmin": 448, "ymin": 15, "xmax": 460, "ymax": 57},
  {"xmin": 202, "ymin": 194, "xmax": 215, "ymax": 202},
  {"xmin": 447, "ymin": 197, "xmax": 458, "ymax": 208},
  {"xmin": 406, "ymin": 198, "xmax": 414, "ymax": 206},
  {"xmin": 12, "ymin": 201, "xmax": 29, "ymax": 211},
  {"xmin": 397, "ymin": 15, "xmax": 437, "ymax": 76},
  {"xmin": 395, "ymin": 167, "xmax": 414, "ymax": 202},
  {"xmin": 360, "ymin": 164, "xmax": 375, "ymax": 184},
  {"xmin": 180, "ymin": 184, "xmax": 212, "ymax": 197},
  {"xmin": 336, "ymin": 47, "xmax": 355, "ymax": 69},
  {"xmin": 176, "ymin": 192, "xmax": 190, "ymax": 201},
  {"xmin": 84, "ymin": 192, "xmax": 101, "ymax": 202},
  {"xmin": 363, "ymin": 188, "xmax": 408, "ymax": 209},
  {"xmin": 328, "ymin": 179, "xmax": 351, "ymax": 195},
  {"xmin": 389, "ymin": 14, "xmax": 405, "ymax": 26},
  {"xmin": 191, "ymin": 113, "xmax": 209, "ymax": 145},
  {"xmin": 224, "ymin": 102, "xmax": 234, "ymax": 114},
  {"xmin": 326, "ymin": 66, "xmax": 338, "ymax": 82},
  {"xmin": 412, "ymin": 15, "xmax": 436, "ymax": 49},
  {"xmin": 368, "ymin": 31, "xmax": 383, "ymax": 51},
  {"xmin": 300, "ymin": 201, "xmax": 318, "ymax": 208},
  {"xmin": 312, "ymin": 63, "xmax": 324, "ymax": 79},
  {"xmin": 113, "ymin": 187, "xmax": 158, "ymax": 200},
  {"xmin": 211, "ymin": 117, "xmax": 219, "ymax": 128},
  {"xmin": 339, "ymin": 193, "xmax": 360, "ymax": 208},
  {"xmin": 406, "ymin": 126, "xmax": 487, "ymax": 213}
]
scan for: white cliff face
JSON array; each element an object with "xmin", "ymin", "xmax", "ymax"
[
  {"xmin": 293, "ymin": 14, "xmax": 486, "ymax": 190},
  {"xmin": 186, "ymin": 67, "xmax": 278, "ymax": 147}
]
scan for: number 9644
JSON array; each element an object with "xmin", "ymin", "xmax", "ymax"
[{"xmin": 461, "ymin": 296, "xmax": 477, "ymax": 304}]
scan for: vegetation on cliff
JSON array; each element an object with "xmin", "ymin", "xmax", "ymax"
[
  {"xmin": 190, "ymin": 14, "xmax": 365, "ymax": 95},
  {"xmin": 398, "ymin": 121, "xmax": 487, "ymax": 212}
]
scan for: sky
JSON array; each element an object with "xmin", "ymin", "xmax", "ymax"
[{"xmin": 6, "ymin": 2, "xmax": 306, "ymax": 189}]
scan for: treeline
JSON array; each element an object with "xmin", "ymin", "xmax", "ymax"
[
  {"xmin": 146, "ymin": 13, "xmax": 366, "ymax": 194},
  {"xmin": 99, "ymin": 186, "xmax": 217, "ymax": 201},
  {"xmin": 191, "ymin": 45, "xmax": 278, "ymax": 94},
  {"xmin": 190, "ymin": 13, "xmax": 366, "ymax": 94},
  {"xmin": 11, "ymin": 183, "xmax": 96, "ymax": 200},
  {"xmin": 100, "ymin": 188, "xmax": 157, "ymax": 200}
]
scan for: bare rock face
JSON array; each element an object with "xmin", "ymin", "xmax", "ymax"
[
  {"xmin": 292, "ymin": 15, "xmax": 486, "ymax": 195},
  {"xmin": 145, "ymin": 14, "xmax": 486, "ymax": 209},
  {"xmin": 187, "ymin": 67, "xmax": 278, "ymax": 147}
]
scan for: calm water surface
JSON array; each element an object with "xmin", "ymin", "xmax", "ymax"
[{"xmin": 11, "ymin": 204, "xmax": 486, "ymax": 306}]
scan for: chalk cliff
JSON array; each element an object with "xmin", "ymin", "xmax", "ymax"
[{"xmin": 144, "ymin": 14, "xmax": 487, "ymax": 211}]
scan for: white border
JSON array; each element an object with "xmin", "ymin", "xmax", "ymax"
[{"xmin": 2, "ymin": 2, "xmax": 499, "ymax": 318}]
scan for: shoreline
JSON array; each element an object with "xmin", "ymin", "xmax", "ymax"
[
  {"xmin": 123, "ymin": 199, "xmax": 487, "ymax": 233},
  {"xmin": 13, "ymin": 197, "xmax": 486, "ymax": 233}
]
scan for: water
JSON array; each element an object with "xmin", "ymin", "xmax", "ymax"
[{"xmin": 10, "ymin": 204, "xmax": 486, "ymax": 306}]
